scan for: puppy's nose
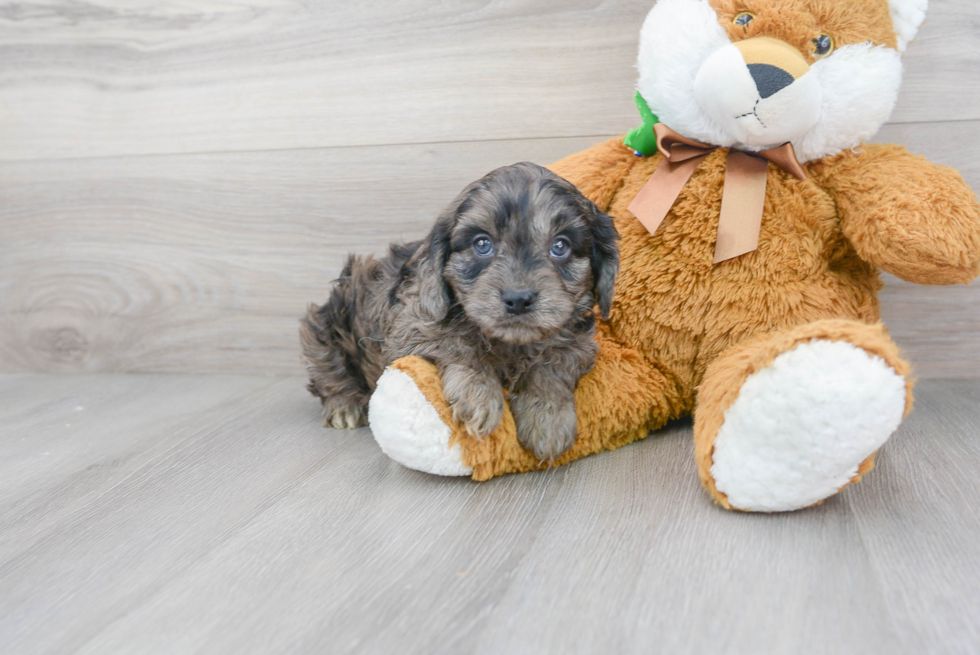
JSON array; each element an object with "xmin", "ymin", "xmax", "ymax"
[{"xmin": 502, "ymin": 290, "xmax": 537, "ymax": 315}]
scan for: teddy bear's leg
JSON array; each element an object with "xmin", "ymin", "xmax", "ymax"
[
  {"xmin": 367, "ymin": 356, "xmax": 475, "ymax": 477},
  {"xmin": 369, "ymin": 331, "xmax": 680, "ymax": 480},
  {"xmin": 693, "ymin": 320, "xmax": 913, "ymax": 512}
]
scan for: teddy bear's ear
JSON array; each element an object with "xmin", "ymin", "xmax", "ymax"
[{"xmin": 889, "ymin": 0, "xmax": 928, "ymax": 52}]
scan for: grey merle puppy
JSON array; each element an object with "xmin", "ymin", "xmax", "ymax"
[{"xmin": 300, "ymin": 162, "xmax": 619, "ymax": 462}]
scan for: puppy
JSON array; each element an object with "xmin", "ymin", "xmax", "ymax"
[{"xmin": 300, "ymin": 162, "xmax": 619, "ymax": 462}]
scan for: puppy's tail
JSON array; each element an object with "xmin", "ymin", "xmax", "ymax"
[
  {"xmin": 299, "ymin": 255, "xmax": 378, "ymax": 409},
  {"xmin": 299, "ymin": 302, "xmax": 335, "ymax": 401}
]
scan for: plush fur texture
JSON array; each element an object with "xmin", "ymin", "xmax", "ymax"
[
  {"xmin": 696, "ymin": 320, "xmax": 912, "ymax": 511},
  {"xmin": 889, "ymin": 0, "xmax": 928, "ymax": 52},
  {"xmin": 302, "ymin": 162, "xmax": 618, "ymax": 462},
  {"xmin": 711, "ymin": 340, "xmax": 905, "ymax": 512},
  {"xmin": 368, "ymin": 0, "xmax": 980, "ymax": 511},
  {"xmin": 369, "ymin": 367, "xmax": 472, "ymax": 476}
]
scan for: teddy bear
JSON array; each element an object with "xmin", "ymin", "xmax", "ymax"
[{"xmin": 365, "ymin": 0, "xmax": 980, "ymax": 512}]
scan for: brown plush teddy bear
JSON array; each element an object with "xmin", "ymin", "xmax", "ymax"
[{"xmin": 366, "ymin": 0, "xmax": 980, "ymax": 512}]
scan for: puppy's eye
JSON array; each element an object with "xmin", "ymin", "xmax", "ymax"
[
  {"xmin": 813, "ymin": 33, "xmax": 834, "ymax": 57},
  {"xmin": 550, "ymin": 237, "xmax": 571, "ymax": 259},
  {"xmin": 733, "ymin": 11, "xmax": 755, "ymax": 28},
  {"xmin": 473, "ymin": 236, "xmax": 494, "ymax": 257}
]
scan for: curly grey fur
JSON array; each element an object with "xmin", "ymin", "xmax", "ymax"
[{"xmin": 300, "ymin": 162, "xmax": 619, "ymax": 462}]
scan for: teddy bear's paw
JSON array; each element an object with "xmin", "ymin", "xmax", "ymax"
[
  {"xmin": 368, "ymin": 367, "xmax": 473, "ymax": 477},
  {"xmin": 710, "ymin": 339, "xmax": 907, "ymax": 512}
]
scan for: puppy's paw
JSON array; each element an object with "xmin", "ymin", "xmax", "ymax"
[
  {"xmin": 511, "ymin": 392, "xmax": 577, "ymax": 463},
  {"xmin": 441, "ymin": 366, "xmax": 505, "ymax": 438},
  {"xmin": 449, "ymin": 385, "xmax": 505, "ymax": 439},
  {"xmin": 322, "ymin": 398, "xmax": 368, "ymax": 430}
]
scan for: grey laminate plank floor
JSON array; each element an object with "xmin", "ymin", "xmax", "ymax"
[{"xmin": 1, "ymin": 375, "xmax": 978, "ymax": 655}]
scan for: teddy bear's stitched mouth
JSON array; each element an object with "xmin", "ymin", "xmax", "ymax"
[{"xmin": 735, "ymin": 99, "xmax": 767, "ymax": 129}]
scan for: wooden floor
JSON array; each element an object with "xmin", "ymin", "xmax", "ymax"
[{"xmin": 2, "ymin": 374, "xmax": 979, "ymax": 654}]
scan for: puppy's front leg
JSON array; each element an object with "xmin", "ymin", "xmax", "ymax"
[
  {"xmin": 511, "ymin": 367, "xmax": 577, "ymax": 463},
  {"xmin": 440, "ymin": 363, "xmax": 505, "ymax": 438}
]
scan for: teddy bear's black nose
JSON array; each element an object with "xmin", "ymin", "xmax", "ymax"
[
  {"xmin": 748, "ymin": 63, "xmax": 795, "ymax": 99},
  {"xmin": 502, "ymin": 290, "xmax": 537, "ymax": 315}
]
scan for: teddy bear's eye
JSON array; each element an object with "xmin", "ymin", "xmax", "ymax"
[
  {"xmin": 813, "ymin": 33, "xmax": 834, "ymax": 57},
  {"xmin": 734, "ymin": 11, "xmax": 755, "ymax": 28}
]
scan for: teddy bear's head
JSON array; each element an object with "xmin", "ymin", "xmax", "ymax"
[{"xmin": 636, "ymin": 0, "xmax": 927, "ymax": 162}]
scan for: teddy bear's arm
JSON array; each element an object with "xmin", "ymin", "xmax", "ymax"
[
  {"xmin": 548, "ymin": 137, "xmax": 639, "ymax": 212},
  {"xmin": 815, "ymin": 144, "xmax": 980, "ymax": 285}
]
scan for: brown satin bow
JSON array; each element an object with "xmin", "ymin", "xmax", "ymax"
[{"xmin": 627, "ymin": 124, "xmax": 807, "ymax": 263}]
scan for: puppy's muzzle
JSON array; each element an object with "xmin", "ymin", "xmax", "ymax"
[{"xmin": 502, "ymin": 289, "xmax": 537, "ymax": 315}]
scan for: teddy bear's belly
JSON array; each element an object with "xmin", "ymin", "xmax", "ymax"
[{"xmin": 603, "ymin": 155, "xmax": 881, "ymax": 401}]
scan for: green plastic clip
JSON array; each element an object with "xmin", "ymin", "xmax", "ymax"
[{"xmin": 623, "ymin": 91, "xmax": 660, "ymax": 157}]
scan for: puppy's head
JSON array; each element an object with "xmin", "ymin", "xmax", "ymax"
[{"xmin": 416, "ymin": 162, "xmax": 618, "ymax": 345}]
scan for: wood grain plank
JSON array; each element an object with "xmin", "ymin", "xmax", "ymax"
[
  {"xmin": 0, "ymin": 0, "xmax": 977, "ymax": 161},
  {"xmin": 2, "ymin": 122, "xmax": 978, "ymax": 377},
  {"xmin": 0, "ymin": 376, "xmax": 335, "ymax": 653},
  {"xmin": 0, "ymin": 373, "xmax": 564, "ymax": 654},
  {"xmin": 74, "ymin": 437, "xmax": 570, "ymax": 655},
  {"xmin": 77, "ymin": 418, "xmax": 903, "ymax": 655},
  {"xmin": 2, "ymin": 375, "xmax": 978, "ymax": 653},
  {"xmin": 0, "ymin": 374, "xmax": 276, "ymax": 559}
]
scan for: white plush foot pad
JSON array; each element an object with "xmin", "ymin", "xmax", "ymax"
[
  {"xmin": 368, "ymin": 367, "xmax": 473, "ymax": 476},
  {"xmin": 710, "ymin": 339, "xmax": 906, "ymax": 512}
]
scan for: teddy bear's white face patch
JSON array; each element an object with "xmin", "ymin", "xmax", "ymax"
[
  {"xmin": 693, "ymin": 40, "xmax": 823, "ymax": 148},
  {"xmin": 797, "ymin": 42, "xmax": 903, "ymax": 162},
  {"xmin": 636, "ymin": 0, "xmax": 907, "ymax": 162}
]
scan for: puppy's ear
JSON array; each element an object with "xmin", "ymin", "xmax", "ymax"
[
  {"xmin": 586, "ymin": 201, "xmax": 619, "ymax": 320},
  {"xmin": 415, "ymin": 187, "xmax": 471, "ymax": 321}
]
